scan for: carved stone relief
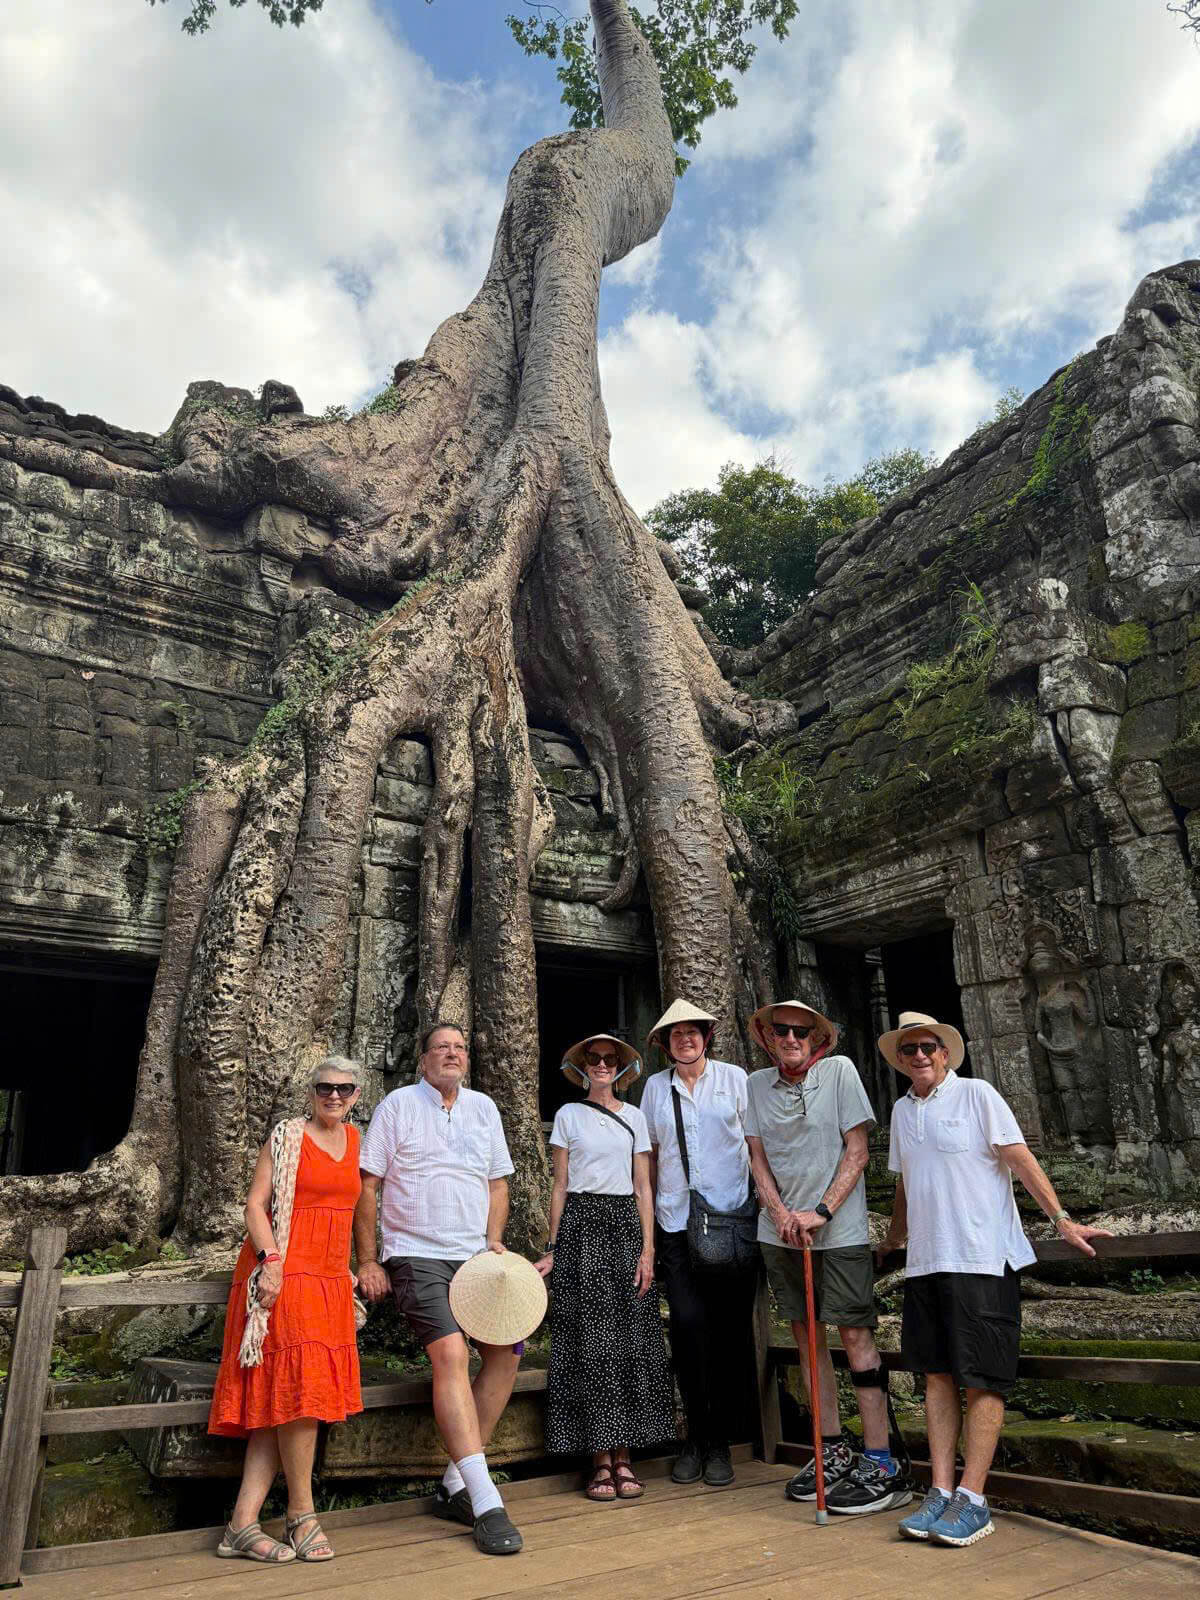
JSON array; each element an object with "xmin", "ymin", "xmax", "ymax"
[
  {"xmin": 1158, "ymin": 959, "xmax": 1200, "ymax": 1168},
  {"xmin": 1024, "ymin": 920, "xmax": 1114, "ymax": 1146}
]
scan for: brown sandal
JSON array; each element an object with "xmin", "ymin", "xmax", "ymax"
[
  {"xmin": 586, "ymin": 1465, "xmax": 617, "ymax": 1502},
  {"xmin": 613, "ymin": 1462, "xmax": 644, "ymax": 1500}
]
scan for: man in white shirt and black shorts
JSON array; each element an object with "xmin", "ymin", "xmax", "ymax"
[
  {"xmin": 878, "ymin": 1011, "xmax": 1109, "ymax": 1549},
  {"xmin": 355, "ymin": 1022, "xmax": 524, "ymax": 1556}
]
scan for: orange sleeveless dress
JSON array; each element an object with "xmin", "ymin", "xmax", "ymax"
[{"xmin": 209, "ymin": 1124, "xmax": 363, "ymax": 1436}]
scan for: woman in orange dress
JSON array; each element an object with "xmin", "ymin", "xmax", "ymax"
[{"xmin": 208, "ymin": 1056, "xmax": 364, "ymax": 1563}]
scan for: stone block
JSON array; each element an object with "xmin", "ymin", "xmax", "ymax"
[
  {"xmin": 79, "ymin": 487, "xmax": 124, "ymax": 529},
  {"xmin": 366, "ymin": 817, "xmax": 423, "ymax": 870},
  {"xmin": 323, "ymin": 1384, "xmax": 548, "ymax": 1478},
  {"xmin": 988, "ymin": 1033, "xmax": 1044, "ymax": 1142},
  {"xmin": 1116, "ymin": 761, "xmax": 1180, "ymax": 835},
  {"xmin": 1038, "ymin": 654, "xmax": 1125, "ymax": 715},
  {"xmin": 127, "ymin": 497, "xmax": 168, "ymax": 539},
  {"xmin": 245, "ymin": 503, "xmax": 329, "ymax": 563},
  {"xmin": 36, "ymin": 1456, "xmax": 189, "ymax": 1547},
  {"xmin": 1021, "ymin": 853, "xmax": 1092, "ymax": 897},
  {"xmin": 1062, "ymin": 790, "xmax": 1138, "ymax": 851},
  {"xmin": 103, "ymin": 735, "xmax": 145, "ymax": 790},
  {"xmin": 1127, "ymin": 651, "xmax": 1179, "ymax": 707},
  {"xmin": 1118, "ymin": 700, "xmax": 1180, "ymax": 764},
  {"xmin": 529, "ymin": 730, "xmax": 585, "ymax": 770},
  {"xmin": 373, "ymin": 774, "xmax": 433, "ymax": 824},
  {"xmin": 1098, "ymin": 963, "xmax": 1162, "ymax": 1033},
  {"xmin": 984, "ymin": 809, "xmax": 1071, "ymax": 872},
  {"xmin": 46, "ymin": 699, "xmax": 92, "ymax": 734},
  {"xmin": 1058, "ymin": 707, "xmax": 1120, "ymax": 791},
  {"xmin": 123, "ymin": 1358, "xmax": 243, "ymax": 1477},
  {"xmin": 46, "ymin": 729, "xmax": 95, "ymax": 779},
  {"xmin": 152, "ymin": 740, "xmax": 194, "ymax": 792},
  {"xmin": 540, "ymin": 762, "xmax": 599, "ymax": 800},
  {"xmin": 1091, "ymin": 834, "xmax": 1194, "ymax": 907},
  {"xmin": 23, "ymin": 471, "xmax": 78, "ymax": 515},
  {"xmin": 379, "ymin": 736, "xmax": 433, "ymax": 786},
  {"xmin": 981, "ymin": 979, "xmax": 1028, "ymax": 1037}
]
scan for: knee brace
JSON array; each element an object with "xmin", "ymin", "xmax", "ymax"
[{"xmin": 849, "ymin": 1363, "xmax": 889, "ymax": 1393}]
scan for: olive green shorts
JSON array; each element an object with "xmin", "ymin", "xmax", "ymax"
[{"xmin": 760, "ymin": 1242, "xmax": 877, "ymax": 1328}]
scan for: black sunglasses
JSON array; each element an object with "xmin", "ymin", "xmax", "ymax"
[
  {"xmin": 583, "ymin": 1051, "xmax": 620, "ymax": 1067},
  {"xmin": 314, "ymin": 1082, "xmax": 357, "ymax": 1098},
  {"xmin": 771, "ymin": 1022, "xmax": 815, "ymax": 1040},
  {"xmin": 897, "ymin": 1038, "xmax": 943, "ymax": 1060}
]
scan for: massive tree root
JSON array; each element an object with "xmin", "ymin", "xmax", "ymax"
[{"xmin": 0, "ymin": 0, "xmax": 793, "ymax": 1258}]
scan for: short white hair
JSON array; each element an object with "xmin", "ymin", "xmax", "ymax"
[{"xmin": 308, "ymin": 1054, "xmax": 363, "ymax": 1090}]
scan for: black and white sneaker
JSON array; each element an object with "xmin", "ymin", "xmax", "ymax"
[
  {"xmin": 784, "ymin": 1438, "xmax": 854, "ymax": 1502},
  {"xmin": 826, "ymin": 1457, "xmax": 913, "ymax": 1516}
]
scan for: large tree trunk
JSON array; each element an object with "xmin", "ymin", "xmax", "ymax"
[{"xmin": 0, "ymin": 0, "xmax": 793, "ymax": 1258}]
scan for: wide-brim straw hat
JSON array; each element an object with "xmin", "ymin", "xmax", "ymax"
[
  {"xmin": 647, "ymin": 997, "xmax": 718, "ymax": 1053},
  {"xmin": 561, "ymin": 1032, "xmax": 642, "ymax": 1089},
  {"xmin": 750, "ymin": 998, "xmax": 838, "ymax": 1057},
  {"xmin": 449, "ymin": 1252, "xmax": 548, "ymax": 1345},
  {"xmin": 878, "ymin": 1010, "xmax": 966, "ymax": 1073}
]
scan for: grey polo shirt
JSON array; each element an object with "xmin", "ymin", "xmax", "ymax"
[{"xmin": 744, "ymin": 1055, "xmax": 875, "ymax": 1251}]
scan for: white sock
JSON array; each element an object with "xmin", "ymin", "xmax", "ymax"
[
  {"xmin": 456, "ymin": 1452, "xmax": 503, "ymax": 1518},
  {"xmin": 959, "ymin": 1486, "xmax": 986, "ymax": 1507},
  {"xmin": 934, "ymin": 1485, "xmax": 954, "ymax": 1499},
  {"xmin": 442, "ymin": 1462, "xmax": 465, "ymax": 1494}
]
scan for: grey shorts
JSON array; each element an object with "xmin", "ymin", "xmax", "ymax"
[
  {"xmin": 761, "ymin": 1242, "xmax": 877, "ymax": 1329},
  {"xmin": 385, "ymin": 1256, "xmax": 467, "ymax": 1347}
]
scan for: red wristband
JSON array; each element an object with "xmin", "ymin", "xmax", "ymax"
[{"xmin": 260, "ymin": 1251, "xmax": 282, "ymax": 1266}]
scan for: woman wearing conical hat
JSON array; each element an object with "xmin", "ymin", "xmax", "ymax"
[
  {"xmin": 639, "ymin": 998, "xmax": 756, "ymax": 1490},
  {"xmin": 536, "ymin": 1034, "xmax": 675, "ymax": 1501}
]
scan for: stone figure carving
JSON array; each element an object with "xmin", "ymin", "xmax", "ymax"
[
  {"xmin": 1024, "ymin": 921, "xmax": 1113, "ymax": 1145},
  {"xmin": 1158, "ymin": 960, "xmax": 1200, "ymax": 1160}
]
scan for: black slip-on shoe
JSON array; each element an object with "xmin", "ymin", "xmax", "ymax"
[
  {"xmin": 431, "ymin": 1485, "xmax": 475, "ymax": 1527},
  {"xmin": 703, "ymin": 1445, "xmax": 735, "ymax": 1487},
  {"xmin": 670, "ymin": 1442, "xmax": 704, "ymax": 1484},
  {"xmin": 473, "ymin": 1507, "xmax": 524, "ymax": 1555}
]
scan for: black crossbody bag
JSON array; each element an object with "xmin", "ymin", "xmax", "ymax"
[
  {"xmin": 671, "ymin": 1086, "xmax": 759, "ymax": 1273},
  {"xmin": 579, "ymin": 1100, "xmax": 637, "ymax": 1145}
]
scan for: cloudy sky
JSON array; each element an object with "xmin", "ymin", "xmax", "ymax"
[{"xmin": 3, "ymin": 0, "xmax": 1199, "ymax": 511}]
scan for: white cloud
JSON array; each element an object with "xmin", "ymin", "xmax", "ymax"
[
  {"xmin": 610, "ymin": 0, "xmax": 1200, "ymax": 487},
  {"xmin": 0, "ymin": 0, "xmax": 522, "ymax": 429}
]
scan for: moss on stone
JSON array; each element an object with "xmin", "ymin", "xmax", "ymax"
[
  {"xmin": 1011, "ymin": 1338, "xmax": 1200, "ymax": 1427},
  {"xmin": 1101, "ymin": 621, "xmax": 1151, "ymax": 665}
]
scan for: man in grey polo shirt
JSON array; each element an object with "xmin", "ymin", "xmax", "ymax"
[{"xmin": 746, "ymin": 997, "xmax": 911, "ymax": 1517}]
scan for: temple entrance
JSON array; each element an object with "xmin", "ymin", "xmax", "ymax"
[
  {"xmin": 816, "ymin": 925, "xmax": 968, "ymax": 1124},
  {"xmin": 0, "ymin": 951, "xmax": 155, "ymax": 1176},
  {"xmin": 535, "ymin": 952, "xmax": 659, "ymax": 1123}
]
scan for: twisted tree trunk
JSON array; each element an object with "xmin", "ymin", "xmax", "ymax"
[{"xmin": 0, "ymin": 0, "xmax": 793, "ymax": 1258}]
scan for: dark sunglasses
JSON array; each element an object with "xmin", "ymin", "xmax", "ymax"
[
  {"xmin": 314, "ymin": 1082, "xmax": 357, "ymax": 1098},
  {"xmin": 771, "ymin": 1022, "xmax": 815, "ymax": 1040},
  {"xmin": 897, "ymin": 1038, "xmax": 943, "ymax": 1060},
  {"xmin": 583, "ymin": 1051, "xmax": 620, "ymax": 1067}
]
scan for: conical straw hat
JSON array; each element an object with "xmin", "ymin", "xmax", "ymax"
[
  {"xmin": 648, "ymin": 996, "xmax": 718, "ymax": 1048},
  {"xmin": 449, "ymin": 1251, "xmax": 548, "ymax": 1345},
  {"xmin": 561, "ymin": 1033, "xmax": 642, "ymax": 1089}
]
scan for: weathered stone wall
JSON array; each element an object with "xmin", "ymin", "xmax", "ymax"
[
  {"xmin": 737, "ymin": 261, "xmax": 1200, "ymax": 1202},
  {"xmin": 0, "ymin": 385, "xmax": 654, "ymax": 1149}
]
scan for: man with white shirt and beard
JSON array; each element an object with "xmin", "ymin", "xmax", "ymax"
[{"xmin": 355, "ymin": 1022, "xmax": 523, "ymax": 1557}]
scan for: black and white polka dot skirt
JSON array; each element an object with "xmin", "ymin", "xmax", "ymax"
[{"xmin": 544, "ymin": 1192, "xmax": 676, "ymax": 1455}]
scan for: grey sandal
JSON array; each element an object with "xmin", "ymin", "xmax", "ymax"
[
  {"xmin": 216, "ymin": 1521, "xmax": 296, "ymax": 1562},
  {"xmin": 286, "ymin": 1510, "xmax": 335, "ymax": 1561}
]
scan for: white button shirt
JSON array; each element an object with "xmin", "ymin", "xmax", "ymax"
[
  {"xmin": 641, "ymin": 1058, "xmax": 750, "ymax": 1232},
  {"xmin": 360, "ymin": 1076, "xmax": 514, "ymax": 1262}
]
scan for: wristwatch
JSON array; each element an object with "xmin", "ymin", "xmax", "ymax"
[
  {"xmin": 257, "ymin": 1248, "xmax": 282, "ymax": 1264},
  {"xmin": 814, "ymin": 1202, "xmax": 833, "ymax": 1222},
  {"xmin": 1052, "ymin": 1208, "xmax": 1070, "ymax": 1225}
]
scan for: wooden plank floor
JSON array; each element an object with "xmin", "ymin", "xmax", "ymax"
[{"xmin": 19, "ymin": 1460, "xmax": 1200, "ymax": 1600}]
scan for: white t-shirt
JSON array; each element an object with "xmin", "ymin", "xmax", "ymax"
[
  {"xmin": 641, "ymin": 1059, "xmax": 749, "ymax": 1232},
  {"xmin": 549, "ymin": 1101, "xmax": 651, "ymax": 1195},
  {"xmin": 887, "ymin": 1071, "xmax": 1036, "ymax": 1278},
  {"xmin": 360, "ymin": 1076, "xmax": 514, "ymax": 1262}
]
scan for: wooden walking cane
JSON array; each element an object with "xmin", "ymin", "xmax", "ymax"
[{"xmin": 801, "ymin": 1238, "xmax": 828, "ymax": 1524}]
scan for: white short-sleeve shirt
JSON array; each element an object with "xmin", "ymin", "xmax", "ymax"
[
  {"xmin": 887, "ymin": 1071, "xmax": 1036, "ymax": 1278},
  {"xmin": 549, "ymin": 1100, "xmax": 651, "ymax": 1195},
  {"xmin": 360, "ymin": 1076, "xmax": 514, "ymax": 1262},
  {"xmin": 640, "ymin": 1059, "xmax": 749, "ymax": 1233}
]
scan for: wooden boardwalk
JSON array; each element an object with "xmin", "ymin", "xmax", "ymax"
[{"xmin": 17, "ymin": 1459, "xmax": 1200, "ymax": 1600}]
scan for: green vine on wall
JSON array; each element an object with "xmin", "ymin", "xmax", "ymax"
[{"xmin": 1008, "ymin": 363, "xmax": 1092, "ymax": 507}]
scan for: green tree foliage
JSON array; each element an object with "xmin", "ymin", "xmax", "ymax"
[
  {"xmin": 646, "ymin": 449, "xmax": 932, "ymax": 647},
  {"xmin": 151, "ymin": 1, "xmax": 797, "ymax": 174},
  {"xmin": 508, "ymin": 2, "xmax": 797, "ymax": 173}
]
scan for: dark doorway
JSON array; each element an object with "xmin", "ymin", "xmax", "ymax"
[
  {"xmin": 0, "ymin": 951, "xmax": 155, "ymax": 1176},
  {"xmin": 535, "ymin": 952, "xmax": 659, "ymax": 1122},
  {"xmin": 880, "ymin": 927, "xmax": 970, "ymax": 1076}
]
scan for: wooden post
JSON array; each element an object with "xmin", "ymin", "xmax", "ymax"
[
  {"xmin": 0, "ymin": 1227, "xmax": 65, "ymax": 1588},
  {"xmin": 751, "ymin": 1271, "xmax": 781, "ymax": 1464}
]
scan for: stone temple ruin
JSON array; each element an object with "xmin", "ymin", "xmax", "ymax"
[{"xmin": 1, "ymin": 259, "xmax": 1199, "ymax": 1216}]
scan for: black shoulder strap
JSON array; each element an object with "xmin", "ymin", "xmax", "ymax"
[
  {"xmin": 670, "ymin": 1085, "xmax": 692, "ymax": 1185},
  {"xmin": 579, "ymin": 1100, "xmax": 637, "ymax": 1144}
]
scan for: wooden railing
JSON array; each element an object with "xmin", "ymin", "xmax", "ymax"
[
  {"xmin": 752, "ymin": 1229, "xmax": 1200, "ymax": 1538},
  {"xmin": 0, "ymin": 1227, "xmax": 546, "ymax": 1587}
]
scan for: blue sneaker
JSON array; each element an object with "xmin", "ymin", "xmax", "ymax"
[
  {"xmin": 898, "ymin": 1487, "xmax": 951, "ymax": 1540},
  {"xmin": 928, "ymin": 1491, "xmax": 994, "ymax": 1546}
]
